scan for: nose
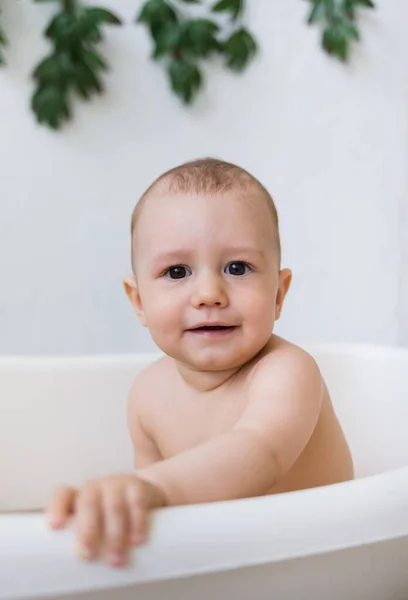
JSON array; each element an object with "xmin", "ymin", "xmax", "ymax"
[{"xmin": 191, "ymin": 270, "xmax": 229, "ymax": 309}]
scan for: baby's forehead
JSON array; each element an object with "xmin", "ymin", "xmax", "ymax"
[
  {"xmin": 131, "ymin": 174, "xmax": 281, "ymax": 271},
  {"xmin": 139, "ymin": 179, "xmax": 273, "ymax": 222},
  {"xmin": 138, "ymin": 191, "xmax": 276, "ymax": 255}
]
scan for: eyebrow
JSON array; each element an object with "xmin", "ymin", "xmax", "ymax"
[
  {"xmin": 150, "ymin": 247, "xmax": 265, "ymax": 267},
  {"xmin": 224, "ymin": 246, "xmax": 265, "ymax": 258},
  {"xmin": 149, "ymin": 251, "xmax": 193, "ymax": 270}
]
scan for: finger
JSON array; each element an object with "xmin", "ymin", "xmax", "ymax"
[
  {"xmin": 75, "ymin": 484, "xmax": 102, "ymax": 561},
  {"xmin": 46, "ymin": 486, "xmax": 77, "ymax": 529},
  {"xmin": 102, "ymin": 485, "xmax": 129, "ymax": 567},
  {"xmin": 126, "ymin": 483, "xmax": 149, "ymax": 546}
]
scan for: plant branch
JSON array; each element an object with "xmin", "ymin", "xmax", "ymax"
[
  {"xmin": 63, "ymin": 0, "xmax": 76, "ymax": 12},
  {"xmin": 137, "ymin": 0, "xmax": 257, "ymax": 105},
  {"xmin": 31, "ymin": 0, "xmax": 122, "ymax": 130},
  {"xmin": 305, "ymin": 0, "xmax": 375, "ymax": 62},
  {"xmin": 0, "ymin": 9, "xmax": 7, "ymax": 65}
]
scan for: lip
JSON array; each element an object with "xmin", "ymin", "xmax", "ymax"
[
  {"xmin": 186, "ymin": 323, "xmax": 238, "ymax": 338},
  {"xmin": 189, "ymin": 322, "xmax": 235, "ymax": 330}
]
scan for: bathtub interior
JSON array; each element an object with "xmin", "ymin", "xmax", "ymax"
[
  {"xmin": 1, "ymin": 345, "xmax": 408, "ymax": 513},
  {"xmin": 313, "ymin": 345, "xmax": 408, "ymax": 478}
]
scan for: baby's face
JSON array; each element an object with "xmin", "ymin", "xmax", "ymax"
[{"xmin": 128, "ymin": 189, "xmax": 291, "ymax": 372}]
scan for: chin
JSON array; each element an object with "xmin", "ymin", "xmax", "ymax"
[{"xmin": 187, "ymin": 351, "xmax": 249, "ymax": 372}]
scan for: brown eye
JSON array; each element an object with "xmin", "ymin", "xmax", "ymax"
[
  {"xmin": 165, "ymin": 266, "xmax": 191, "ymax": 280},
  {"xmin": 225, "ymin": 262, "xmax": 251, "ymax": 276}
]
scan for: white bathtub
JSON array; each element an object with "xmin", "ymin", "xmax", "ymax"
[{"xmin": 2, "ymin": 344, "xmax": 408, "ymax": 600}]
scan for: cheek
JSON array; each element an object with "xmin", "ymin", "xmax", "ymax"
[
  {"xmin": 142, "ymin": 284, "xmax": 185, "ymax": 330},
  {"xmin": 244, "ymin": 288, "xmax": 277, "ymax": 340},
  {"xmin": 235, "ymin": 278, "xmax": 277, "ymax": 314}
]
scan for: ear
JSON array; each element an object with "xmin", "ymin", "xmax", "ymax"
[
  {"xmin": 275, "ymin": 268, "xmax": 292, "ymax": 320},
  {"xmin": 123, "ymin": 276, "xmax": 147, "ymax": 327}
]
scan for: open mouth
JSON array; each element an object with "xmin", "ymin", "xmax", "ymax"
[
  {"xmin": 189, "ymin": 325, "xmax": 236, "ymax": 335},
  {"xmin": 195, "ymin": 326, "xmax": 232, "ymax": 331}
]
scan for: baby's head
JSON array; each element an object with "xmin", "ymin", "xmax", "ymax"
[{"xmin": 125, "ymin": 158, "xmax": 291, "ymax": 372}]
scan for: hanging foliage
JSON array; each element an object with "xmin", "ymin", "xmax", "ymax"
[
  {"xmin": 0, "ymin": 8, "xmax": 7, "ymax": 65},
  {"xmin": 137, "ymin": 0, "xmax": 257, "ymax": 104},
  {"xmin": 31, "ymin": 0, "xmax": 122, "ymax": 129},
  {"xmin": 305, "ymin": 0, "xmax": 375, "ymax": 62},
  {"xmin": 0, "ymin": 0, "xmax": 375, "ymax": 130}
]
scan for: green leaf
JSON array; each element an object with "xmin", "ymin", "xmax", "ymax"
[
  {"xmin": 349, "ymin": 0, "xmax": 375, "ymax": 8},
  {"xmin": 77, "ymin": 11, "xmax": 103, "ymax": 44},
  {"xmin": 180, "ymin": 19, "xmax": 221, "ymax": 58},
  {"xmin": 306, "ymin": 0, "xmax": 373, "ymax": 62},
  {"xmin": 344, "ymin": 20, "xmax": 359, "ymax": 40},
  {"xmin": 168, "ymin": 58, "xmax": 202, "ymax": 104},
  {"xmin": 152, "ymin": 21, "xmax": 182, "ymax": 59},
  {"xmin": 45, "ymin": 11, "xmax": 78, "ymax": 42},
  {"xmin": 0, "ymin": 30, "xmax": 6, "ymax": 46},
  {"xmin": 307, "ymin": 1, "xmax": 326, "ymax": 24},
  {"xmin": 224, "ymin": 27, "xmax": 257, "ymax": 71},
  {"xmin": 137, "ymin": 0, "xmax": 177, "ymax": 28},
  {"xmin": 322, "ymin": 25, "xmax": 349, "ymax": 61},
  {"xmin": 85, "ymin": 7, "xmax": 122, "ymax": 26},
  {"xmin": 33, "ymin": 52, "xmax": 76, "ymax": 86},
  {"xmin": 212, "ymin": 0, "xmax": 243, "ymax": 20},
  {"xmin": 81, "ymin": 48, "xmax": 109, "ymax": 72},
  {"xmin": 74, "ymin": 61, "xmax": 104, "ymax": 95},
  {"xmin": 0, "ymin": 8, "xmax": 7, "ymax": 57},
  {"xmin": 342, "ymin": 0, "xmax": 373, "ymax": 18},
  {"xmin": 31, "ymin": 85, "xmax": 71, "ymax": 130},
  {"xmin": 179, "ymin": 0, "xmax": 201, "ymax": 3},
  {"xmin": 137, "ymin": 0, "xmax": 179, "ymax": 45},
  {"xmin": 32, "ymin": 1, "xmax": 117, "ymax": 129},
  {"xmin": 78, "ymin": 7, "xmax": 121, "ymax": 43}
]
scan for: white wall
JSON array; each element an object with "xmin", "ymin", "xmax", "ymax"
[{"xmin": 1, "ymin": 0, "xmax": 407, "ymax": 355}]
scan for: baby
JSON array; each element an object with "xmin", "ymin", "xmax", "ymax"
[{"xmin": 48, "ymin": 158, "xmax": 354, "ymax": 567}]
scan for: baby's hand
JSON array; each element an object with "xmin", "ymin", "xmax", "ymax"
[{"xmin": 47, "ymin": 474, "xmax": 165, "ymax": 567}]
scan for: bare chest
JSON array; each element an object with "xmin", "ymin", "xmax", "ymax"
[{"xmin": 151, "ymin": 387, "xmax": 249, "ymax": 459}]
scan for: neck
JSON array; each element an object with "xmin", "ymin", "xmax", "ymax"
[{"xmin": 176, "ymin": 361, "xmax": 243, "ymax": 392}]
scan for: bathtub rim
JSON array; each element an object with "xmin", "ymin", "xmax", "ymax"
[
  {"xmin": 2, "ymin": 464, "xmax": 408, "ymax": 600},
  {"xmin": 2, "ymin": 342, "xmax": 408, "ymax": 598}
]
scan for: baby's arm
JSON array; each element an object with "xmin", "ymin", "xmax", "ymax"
[
  {"xmin": 138, "ymin": 349, "xmax": 323, "ymax": 504},
  {"xmin": 46, "ymin": 376, "xmax": 164, "ymax": 566},
  {"xmin": 127, "ymin": 379, "xmax": 162, "ymax": 469},
  {"xmin": 47, "ymin": 350, "xmax": 322, "ymax": 566}
]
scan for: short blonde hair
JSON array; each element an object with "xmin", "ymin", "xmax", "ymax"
[{"xmin": 131, "ymin": 158, "xmax": 281, "ymax": 272}]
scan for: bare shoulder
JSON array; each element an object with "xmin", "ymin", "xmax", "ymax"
[
  {"xmin": 249, "ymin": 335, "xmax": 323, "ymax": 402},
  {"xmin": 252, "ymin": 335, "xmax": 321, "ymax": 372},
  {"xmin": 127, "ymin": 355, "xmax": 175, "ymax": 417},
  {"xmin": 236, "ymin": 337, "xmax": 325, "ymax": 474}
]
